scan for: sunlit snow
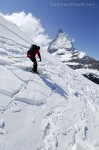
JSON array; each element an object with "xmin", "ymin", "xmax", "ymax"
[{"xmin": 0, "ymin": 15, "xmax": 99, "ymax": 150}]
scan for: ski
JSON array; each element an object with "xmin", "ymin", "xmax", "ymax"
[{"xmin": 26, "ymin": 67, "xmax": 39, "ymax": 74}]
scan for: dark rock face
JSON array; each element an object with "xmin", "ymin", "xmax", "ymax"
[
  {"xmin": 58, "ymin": 29, "xmax": 64, "ymax": 34},
  {"xmin": 83, "ymin": 73, "xmax": 99, "ymax": 85},
  {"xmin": 68, "ymin": 56, "xmax": 99, "ymax": 71},
  {"xmin": 67, "ymin": 55, "xmax": 99, "ymax": 85}
]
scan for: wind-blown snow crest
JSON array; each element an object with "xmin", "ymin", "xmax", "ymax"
[
  {"xmin": 0, "ymin": 15, "xmax": 35, "ymax": 47},
  {"xmin": 0, "ymin": 15, "xmax": 99, "ymax": 150}
]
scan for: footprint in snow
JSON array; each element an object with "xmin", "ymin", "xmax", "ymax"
[
  {"xmin": 0, "ymin": 119, "xmax": 5, "ymax": 134},
  {"xmin": 11, "ymin": 107, "xmax": 21, "ymax": 113},
  {"xmin": 31, "ymin": 117, "xmax": 35, "ymax": 123}
]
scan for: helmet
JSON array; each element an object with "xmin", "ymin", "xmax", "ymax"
[{"xmin": 37, "ymin": 46, "xmax": 40, "ymax": 50}]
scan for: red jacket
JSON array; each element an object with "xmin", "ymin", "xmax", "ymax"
[{"xmin": 27, "ymin": 49, "xmax": 41, "ymax": 60}]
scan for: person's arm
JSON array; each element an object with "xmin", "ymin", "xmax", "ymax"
[{"xmin": 36, "ymin": 50, "xmax": 41, "ymax": 61}]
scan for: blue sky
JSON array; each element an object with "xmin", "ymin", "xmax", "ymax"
[{"xmin": 0, "ymin": 0, "xmax": 99, "ymax": 60}]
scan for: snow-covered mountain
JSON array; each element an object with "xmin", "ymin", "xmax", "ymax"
[
  {"xmin": 48, "ymin": 29, "xmax": 86, "ymax": 62},
  {"xmin": 0, "ymin": 15, "xmax": 99, "ymax": 150},
  {"xmin": 48, "ymin": 29, "xmax": 99, "ymax": 84}
]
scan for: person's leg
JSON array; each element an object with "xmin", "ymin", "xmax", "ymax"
[{"xmin": 30, "ymin": 57, "xmax": 37, "ymax": 72}]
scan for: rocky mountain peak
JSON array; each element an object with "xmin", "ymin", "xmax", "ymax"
[
  {"xmin": 48, "ymin": 29, "xmax": 74, "ymax": 54},
  {"xmin": 58, "ymin": 28, "xmax": 64, "ymax": 34}
]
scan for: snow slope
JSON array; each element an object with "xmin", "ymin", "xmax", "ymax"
[
  {"xmin": 0, "ymin": 15, "xmax": 99, "ymax": 150},
  {"xmin": 0, "ymin": 15, "xmax": 34, "ymax": 47}
]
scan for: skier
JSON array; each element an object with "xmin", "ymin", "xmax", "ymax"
[{"xmin": 27, "ymin": 44, "xmax": 41, "ymax": 73}]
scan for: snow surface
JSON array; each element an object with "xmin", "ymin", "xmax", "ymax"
[
  {"xmin": 76, "ymin": 68, "xmax": 99, "ymax": 77},
  {"xmin": 52, "ymin": 49, "xmax": 72, "ymax": 62},
  {"xmin": 0, "ymin": 15, "xmax": 34, "ymax": 47},
  {"xmin": 78, "ymin": 51, "xmax": 86, "ymax": 59},
  {"xmin": 0, "ymin": 15, "xmax": 99, "ymax": 150}
]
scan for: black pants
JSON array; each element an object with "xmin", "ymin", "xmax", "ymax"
[{"xmin": 30, "ymin": 57, "xmax": 37, "ymax": 72}]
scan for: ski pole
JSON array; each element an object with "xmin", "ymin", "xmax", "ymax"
[{"xmin": 9, "ymin": 56, "xmax": 27, "ymax": 58}]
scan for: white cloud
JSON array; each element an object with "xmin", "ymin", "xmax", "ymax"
[{"xmin": 0, "ymin": 11, "xmax": 52, "ymax": 49}]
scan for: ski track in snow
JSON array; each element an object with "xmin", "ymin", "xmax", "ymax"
[{"xmin": 0, "ymin": 36, "xmax": 99, "ymax": 150}]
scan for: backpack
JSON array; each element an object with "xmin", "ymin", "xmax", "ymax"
[{"xmin": 27, "ymin": 44, "xmax": 38, "ymax": 55}]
